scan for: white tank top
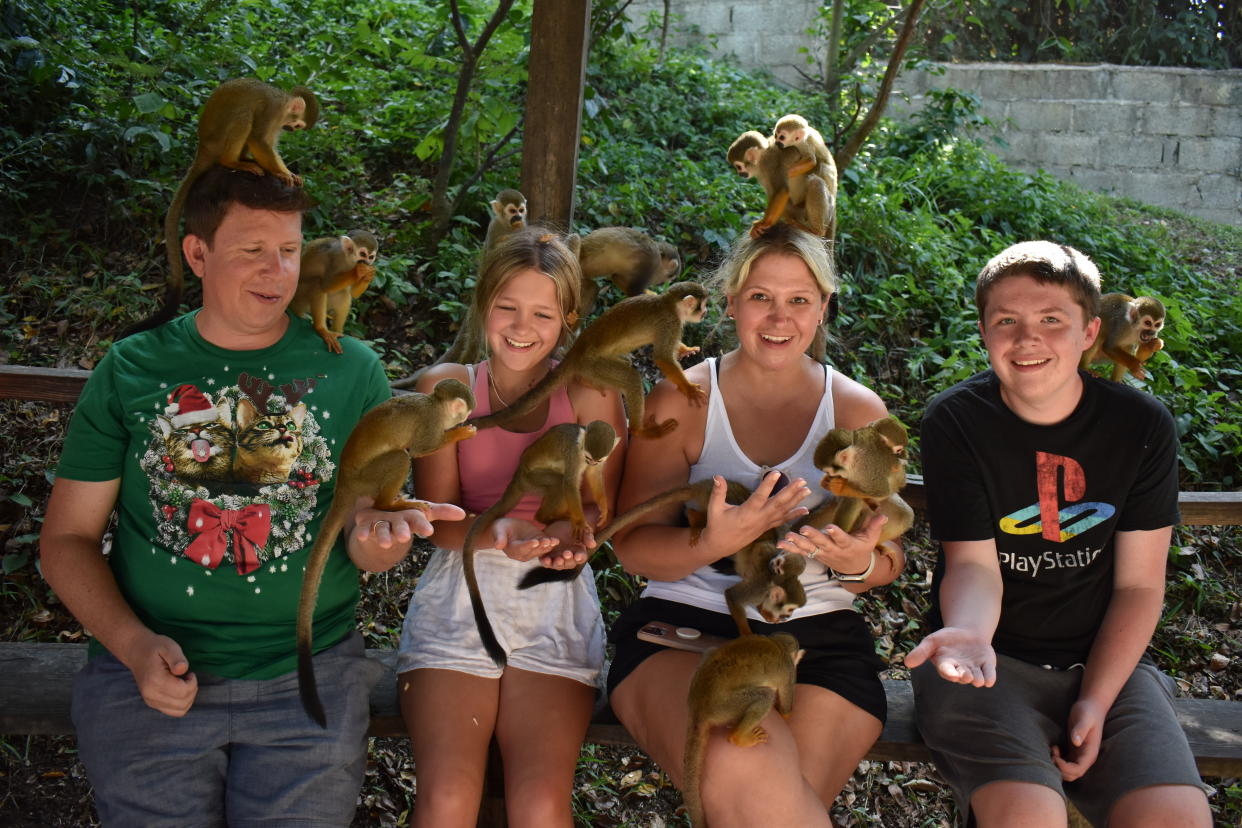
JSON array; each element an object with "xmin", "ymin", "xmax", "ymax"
[{"xmin": 642, "ymin": 357, "xmax": 859, "ymax": 618}]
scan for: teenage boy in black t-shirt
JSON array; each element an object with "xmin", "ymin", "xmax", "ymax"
[{"xmin": 906, "ymin": 241, "xmax": 1210, "ymax": 827}]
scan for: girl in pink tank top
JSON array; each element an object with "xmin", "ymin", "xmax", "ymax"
[{"xmin": 398, "ymin": 228, "xmax": 627, "ymax": 824}]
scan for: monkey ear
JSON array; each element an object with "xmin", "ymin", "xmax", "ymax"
[{"xmin": 872, "ymin": 416, "xmax": 908, "ymax": 452}]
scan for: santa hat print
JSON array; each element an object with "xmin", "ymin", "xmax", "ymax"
[{"xmin": 165, "ymin": 384, "xmax": 219, "ymax": 429}]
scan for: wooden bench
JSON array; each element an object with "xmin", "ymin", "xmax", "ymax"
[{"xmin": 4, "ymin": 363, "xmax": 1242, "ymax": 823}]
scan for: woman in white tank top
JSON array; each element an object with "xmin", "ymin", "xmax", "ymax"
[{"xmin": 607, "ymin": 223, "xmax": 905, "ymax": 826}]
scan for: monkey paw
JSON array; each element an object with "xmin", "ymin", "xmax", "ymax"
[
  {"xmin": 317, "ymin": 330, "xmax": 344, "ymax": 354},
  {"xmin": 680, "ymin": 383, "xmax": 708, "ymax": 408},
  {"xmin": 749, "ymin": 221, "xmax": 773, "ymax": 239},
  {"xmin": 676, "ymin": 343, "xmax": 701, "ymax": 360},
  {"xmin": 730, "ymin": 726, "xmax": 769, "ymax": 748},
  {"xmin": 633, "ymin": 416, "xmax": 679, "ymax": 439}
]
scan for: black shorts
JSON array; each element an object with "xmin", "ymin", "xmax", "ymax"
[{"xmin": 606, "ymin": 596, "xmax": 887, "ymax": 723}]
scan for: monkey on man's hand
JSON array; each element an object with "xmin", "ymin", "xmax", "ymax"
[
  {"xmin": 297, "ymin": 379, "xmax": 476, "ymax": 726},
  {"xmin": 683, "ymin": 633, "xmax": 805, "ymax": 828},
  {"xmin": 462, "ymin": 420, "xmax": 620, "ymax": 666},
  {"xmin": 124, "ymin": 78, "xmax": 319, "ymax": 338}
]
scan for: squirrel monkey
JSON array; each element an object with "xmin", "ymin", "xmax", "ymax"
[
  {"xmin": 799, "ymin": 415, "xmax": 915, "ymax": 561},
  {"xmin": 466, "ymin": 282, "xmax": 710, "ymax": 438},
  {"xmin": 290, "ymin": 230, "xmax": 381, "ymax": 353},
  {"xmin": 771, "ymin": 114, "xmax": 838, "ymax": 240},
  {"xmin": 727, "ymin": 130, "xmax": 818, "ymax": 240},
  {"xmin": 483, "ymin": 188, "xmax": 528, "ymax": 250},
  {"xmin": 587, "ymin": 478, "xmax": 808, "ymax": 635},
  {"xmin": 1080, "ymin": 293, "xmax": 1166, "ymax": 381},
  {"xmin": 462, "ymin": 420, "xmax": 620, "ymax": 666},
  {"xmin": 297, "ymin": 378, "xmax": 476, "ymax": 726},
  {"xmin": 577, "ymin": 227, "xmax": 681, "ymax": 317},
  {"xmin": 125, "ymin": 78, "xmax": 319, "ymax": 338},
  {"xmin": 683, "ymin": 632, "xmax": 805, "ymax": 828}
]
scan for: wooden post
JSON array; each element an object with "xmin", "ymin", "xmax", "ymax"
[{"xmin": 520, "ymin": 0, "xmax": 592, "ymax": 229}]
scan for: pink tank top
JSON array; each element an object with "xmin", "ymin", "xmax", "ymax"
[{"xmin": 458, "ymin": 360, "xmax": 576, "ymax": 520}]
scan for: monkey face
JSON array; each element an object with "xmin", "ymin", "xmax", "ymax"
[{"xmin": 186, "ymin": 204, "xmax": 302, "ymax": 347}]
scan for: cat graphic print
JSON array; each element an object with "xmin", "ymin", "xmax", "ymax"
[{"xmin": 141, "ymin": 372, "xmax": 334, "ymax": 575}]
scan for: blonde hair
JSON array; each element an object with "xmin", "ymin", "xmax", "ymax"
[
  {"xmin": 474, "ymin": 227, "xmax": 582, "ymax": 348},
  {"xmin": 714, "ymin": 222, "xmax": 836, "ymax": 299}
]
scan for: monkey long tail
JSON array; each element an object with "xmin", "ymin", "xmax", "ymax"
[
  {"xmin": 296, "ymin": 499, "xmax": 351, "ymax": 728},
  {"xmin": 682, "ymin": 721, "xmax": 710, "ymax": 828},
  {"xmin": 465, "ymin": 360, "xmax": 571, "ymax": 431},
  {"xmin": 462, "ymin": 515, "xmax": 508, "ymax": 666},
  {"xmin": 120, "ymin": 167, "xmax": 199, "ymax": 339}
]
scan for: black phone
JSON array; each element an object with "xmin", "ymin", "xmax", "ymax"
[{"xmin": 636, "ymin": 621, "xmax": 730, "ymax": 653}]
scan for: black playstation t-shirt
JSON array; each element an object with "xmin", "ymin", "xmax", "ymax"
[{"xmin": 920, "ymin": 370, "xmax": 1179, "ymax": 668}]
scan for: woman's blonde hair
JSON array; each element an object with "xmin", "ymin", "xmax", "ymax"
[
  {"xmin": 473, "ymin": 227, "xmax": 582, "ymax": 348},
  {"xmin": 714, "ymin": 222, "xmax": 836, "ymax": 299}
]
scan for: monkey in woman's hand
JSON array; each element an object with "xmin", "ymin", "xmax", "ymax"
[
  {"xmin": 466, "ymin": 282, "xmax": 709, "ymax": 438},
  {"xmin": 297, "ymin": 378, "xmax": 475, "ymax": 726},
  {"xmin": 125, "ymin": 79, "xmax": 318, "ymax": 338},
  {"xmin": 588, "ymin": 477, "xmax": 808, "ymax": 636},
  {"xmin": 683, "ymin": 633, "xmax": 805, "ymax": 827},
  {"xmin": 462, "ymin": 421, "xmax": 620, "ymax": 666},
  {"xmin": 797, "ymin": 415, "xmax": 914, "ymax": 566}
]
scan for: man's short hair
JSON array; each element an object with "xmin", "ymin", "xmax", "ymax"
[
  {"xmin": 183, "ymin": 165, "xmax": 317, "ymax": 246},
  {"xmin": 975, "ymin": 240, "xmax": 1101, "ymax": 323}
]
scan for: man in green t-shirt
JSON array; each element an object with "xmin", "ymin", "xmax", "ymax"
[{"xmin": 40, "ymin": 165, "xmax": 462, "ymax": 826}]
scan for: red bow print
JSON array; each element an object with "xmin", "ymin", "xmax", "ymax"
[{"xmin": 184, "ymin": 499, "xmax": 272, "ymax": 575}]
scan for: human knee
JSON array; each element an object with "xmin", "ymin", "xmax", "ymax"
[
  {"xmin": 1107, "ymin": 784, "xmax": 1211, "ymax": 828},
  {"xmin": 971, "ymin": 780, "xmax": 1067, "ymax": 828}
]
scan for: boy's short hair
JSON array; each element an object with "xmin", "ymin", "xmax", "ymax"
[
  {"xmin": 183, "ymin": 165, "xmax": 317, "ymax": 246},
  {"xmin": 975, "ymin": 241, "xmax": 1101, "ymax": 323}
]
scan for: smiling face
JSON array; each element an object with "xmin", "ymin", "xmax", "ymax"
[
  {"xmin": 726, "ymin": 251, "xmax": 827, "ymax": 368},
  {"xmin": 184, "ymin": 204, "xmax": 302, "ymax": 349},
  {"xmin": 484, "ymin": 268, "xmax": 564, "ymax": 373},
  {"xmin": 980, "ymin": 272, "xmax": 1101, "ymax": 425}
]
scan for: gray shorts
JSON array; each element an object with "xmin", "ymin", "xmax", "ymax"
[
  {"xmin": 72, "ymin": 631, "xmax": 382, "ymax": 827},
  {"xmin": 911, "ymin": 654, "xmax": 1208, "ymax": 826}
]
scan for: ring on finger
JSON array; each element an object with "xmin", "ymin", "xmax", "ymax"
[{"xmin": 371, "ymin": 519, "xmax": 391, "ymax": 534}]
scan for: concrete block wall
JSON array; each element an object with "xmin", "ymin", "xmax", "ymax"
[
  {"xmin": 889, "ymin": 64, "xmax": 1241, "ymax": 226},
  {"xmin": 626, "ymin": 0, "xmax": 821, "ymax": 87},
  {"xmin": 622, "ymin": 3, "xmax": 1242, "ymax": 226}
]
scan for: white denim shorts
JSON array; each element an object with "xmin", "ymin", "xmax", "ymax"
[{"xmin": 397, "ymin": 546, "xmax": 605, "ymax": 688}]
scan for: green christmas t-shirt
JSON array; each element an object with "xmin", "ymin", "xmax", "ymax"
[{"xmin": 56, "ymin": 312, "xmax": 391, "ymax": 679}]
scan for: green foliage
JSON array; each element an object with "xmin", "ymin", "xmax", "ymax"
[{"xmin": 921, "ymin": 0, "xmax": 1239, "ymax": 68}]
